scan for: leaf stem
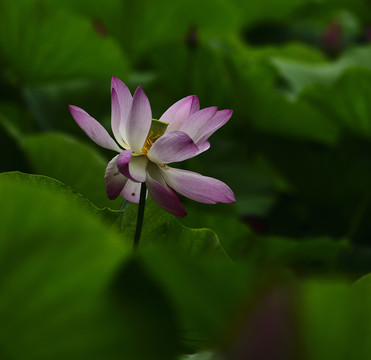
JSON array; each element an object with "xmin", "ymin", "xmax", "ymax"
[{"xmin": 133, "ymin": 182, "xmax": 146, "ymax": 249}]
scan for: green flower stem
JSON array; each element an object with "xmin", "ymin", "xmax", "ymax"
[{"xmin": 133, "ymin": 182, "xmax": 147, "ymax": 249}]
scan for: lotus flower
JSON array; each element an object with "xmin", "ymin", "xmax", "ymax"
[{"xmin": 69, "ymin": 77, "xmax": 235, "ymax": 217}]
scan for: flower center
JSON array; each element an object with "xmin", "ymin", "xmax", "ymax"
[{"xmin": 142, "ymin": 119, "xmax": 169, "ymax": 154}]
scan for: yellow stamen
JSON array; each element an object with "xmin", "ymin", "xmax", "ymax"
[{"xmin": 142, "ymin": 119, "xmax": 169, "ymax": 154}]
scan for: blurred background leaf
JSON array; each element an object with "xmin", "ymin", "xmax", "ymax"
[{"xmin": 0, "ymin": 175, "xmax": 179, "ymax": 360}]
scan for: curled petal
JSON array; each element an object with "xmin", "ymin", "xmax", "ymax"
[
  {"xmin": 160, "ymin": 95, "xmax": 200, "ymax": 132},
  {"xmin": 118, "ymin": 152, "xmax": 148, "ymax": 183},
  {"xmin": 121, "ymin": 179, "xmax": 146, "ymax": 203},
  {"xmin": 179, "ymin": 106, "xmax": 218, "ymax": 144},
  {"xmin": 117, "ymin": 149, "xmax": 133, "ymax": 178},
  {"xmin": 126, "ymin": 86, "xmax": 152, "ymax": 154},
  {"xmin": 146, "ymin": 168, "xmax": 186, "ymax": 217},
  {"xmin": 111, "ymin": 76, "xmax": 132, "ymax": 145},
  {"xmin": 147, "ymin": 131, "xmax": 199, "ymax": 164},
  {"xmin": 196, "ymin": 109, "xmax": 233, "ymax": 146},
  {"xmin": 105, "ymin": 155, "xmax": 128, "ymax": 200},
  {"xmin": 161, "ymin": 167, "xmax": 235, "ymax": 204},
  {"xmin": 69, "ymin": 105, "xmax": 122, "ymax": 152}
]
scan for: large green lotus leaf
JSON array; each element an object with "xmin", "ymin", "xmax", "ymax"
[
  {"xmin": 125, "ymin": 204, "xmax": 248, "ymax": 350},
  {"xmin": 299, "ymin": 279, "xmax": 371, "ymax": 360},
  {"xmin": 0, "ymin": 172, "xmax": 227, "ymax": 261},
  {"xmin": 120, "ymin": 200, "xmax": 255, "ymax": 351},
  {"xmin": 235, "ymin": 61, "xmax": 341, "ymax": 145},
  {"xmin": 271, "ymin": 45, "xmax": 371, "ymax": 96},
  {"xmin": 139, "ymin": 247, "xmax": 255, "ymax": 352},
  {"xmin": 204, "ymin": 278, "xmax": 371, "ymax": 360},
  {"xmin": 121, "ymin": 197, "xmax": 229, "ymax": 260},
  {"xmin": 0, "ymin": 173, "xmax": 252, "ymax": 354},
  {"xmin": 0, "ymin": 172, "xmax": 123, "ymax": 227},
  {"xmin": 179, "ymin": 199, "xmax": 257, "ymax": 261},
  {"xmin": 0, "ymin": 176, "xmax": 179, "ymax": 360},
  {"xmin": 302, "ymin": 68, "xmax": 371, "ymax": 138},
  {"xmin": 352, "ymin": 272, "xmax": 371, "ymax": 291},
  {"xmin": 183, "ymin": 201, "xmax": 349, "ymax": 269},
  {"xmin": 24, "ymin": 132, "xmax": 121, "ymax": 209},
  {"xmin": 0, "ymin": 0, "xmax": 128, "ymax": 85}
]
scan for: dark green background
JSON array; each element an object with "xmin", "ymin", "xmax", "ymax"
[{"xmin": 2, "ymin": 0, "xmax": 371, "ymax": 359}]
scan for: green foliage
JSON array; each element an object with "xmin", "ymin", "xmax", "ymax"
[
  {"xmin": 0, "ymin": 0, "xmax": 128, "ymax": 85},
  {"xmin": 2, "ymin": 0, "xmax": 371, "ymax": 358},
  {"xmin": 120, "ymin": 197, "xmax": 229, "ymax": 260},
  {"xmin": 24, "ymin": 132, "xmax": 122, "ymax": 209},
  {"xmin": 0, "ymin": 174, "xmax": 178, "ymax": 360},
  {"xmin": 300, "ymin": 279, "xmax": 371, "ymax": 360},
  {"xmin": 302, "ymin": 68, "xmax": 371, "ymax": 138}
]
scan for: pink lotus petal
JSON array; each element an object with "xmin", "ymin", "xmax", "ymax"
[
  {"xmin": 162, "ymin": 167, "xmax": 235, "ymax": 204},
  {"xmin": 147, "ymin": 131, "xmax": 199, "ymax": 164},
  {"xmin": 196, "ymin": 140, "xmax": 210, "ymax": 155},
  {"xmin": 146, "ymin": 170, "xmax": 186, "ymax": 217},
  {"xmin": 111, "ymin": 76, "xmax": 132, "ymax": 145},
  {"xmin": 129, "ymin": 156, "xmax": 148, "ymax": 182},
  {"xmin": 111, "ymin": 88, "xmax": 129, "ymax": 148},
  {"xmin": 117, "ymin": 149, "xmax": 133, "ymax": 178},
  {"xmin": 121, "ymin": 179, "xmax": 146, "ymax": 203},
  {"xmin": 105, "ymin": 155, "xmax": 128, "ymax": 200},
  {"xmin": 196, "ymin": 110, "xmax": 233, "ymax": 145},
  {"xmin": 180, "ymin": 106, "xmax": 218, "ymax": 144},
  {"xmin": 126, "ymin": 86, "xmax": 152, "ymax": 154},
  {"xmin": 69, "ymin": 105, "xmax": 122, "ymax": 152},
  {"xmin": 118, "ymin": 152, "xmax": 148, "ymax": 183},
  {"xmin": 160, "ymin": 95, "xmax": 200, "ymax": 132},
  {"xmin": 190, "ymin": 95, "xmax": 200, "ymax": 113}
]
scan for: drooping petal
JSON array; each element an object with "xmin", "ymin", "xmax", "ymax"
[
  {"xmin": 69, "ymin": 105, "xmax": 122, "ymax": 152},
  {"xmin": 146, "ymin": 165, "xmax": 186, "ymax": 217},
  {"xmin": 111, "ymin": 76, "xmax": 132, "ymax": 145},
  {"xmin": 121, "ymin": 179, "xmax": 146, "ymax": 203},
  {"xmin": 160, "ymin": 95, "xmax": 200, "ymax": 132},
  {"xmin": 147, "ymin": 131, "xmax": 199, "ymax": 164},
  {"xmin": 111, "ymin": 88, "xmax": 129, "ymax": 148},
  {"xmin": 126, "ymin": 86, "xmax": 152, "ymax": 154},
  {"xmin": 179, "ymin": 106, "xmax": 218, "ymax": 144},
  {"xmin": 162, "ymin": 167, "xmax": 235, "ymax": 204},
  {"xmin": 105, "ymin": 155, "xmax": 128, "ymax": 200},
  {"xmin": 196, "ymin": 109, "xmax": 233, "ymax": 146},
  {"xmin": 147, "ymin": 175, "xmax": 187, "ymax": 218},
  {"xmin": 117, "ymin": 149, "xmax": 133, "ymax": 178}
]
